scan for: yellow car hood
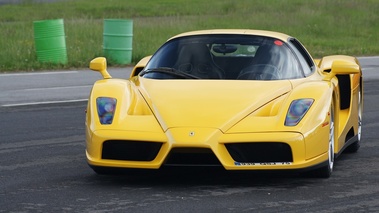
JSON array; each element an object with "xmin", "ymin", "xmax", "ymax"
[{"xmin": 138, "ymin": 79, "xmax": 292, "ymax": 132}]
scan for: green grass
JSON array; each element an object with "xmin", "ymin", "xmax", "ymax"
[{"xmin": 1, "ymin": 0, "xmax": 378, "ymax": 72}]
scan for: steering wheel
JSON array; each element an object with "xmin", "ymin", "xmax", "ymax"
[{"xmin": 237, "ymin": 64, "xmax": 280, "ymax": 80}]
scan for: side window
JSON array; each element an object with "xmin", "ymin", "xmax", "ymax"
[{"xmin": 289, "ymin": 38, "xmax": 314, "ymax": 76}]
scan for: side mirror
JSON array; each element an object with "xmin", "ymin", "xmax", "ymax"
[
  {"xmin": 90, "ymin": 57, "xmax": 112, "ymax": 79},
  {"xmin": 324, "ymin": 60, "xmax": 360, "ymax": 81}
]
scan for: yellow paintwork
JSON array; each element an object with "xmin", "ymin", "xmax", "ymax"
[
  {"xmin": 169, "ymin": 29, "xmax": 290, "ymax": 42},
  {"xmin": 130, "ymin": 55, "xmax": 151, "ymax": 77},
  {"xmin": 89, "ymin": 57, "xmax": 112, "ymax": 79},
  {"xmin": 86, "ymin": 29, "xmax": 362, "ymax": 172}
]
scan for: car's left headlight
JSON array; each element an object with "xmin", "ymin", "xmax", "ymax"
[
  {"xmin": 285, "ymin": 99, "xmax": 314, "ymax": 126},
  {"xmin": 96, "ymin": 97, "xmax": 117, "ymax": 124}
]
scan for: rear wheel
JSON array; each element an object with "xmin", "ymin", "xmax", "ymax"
[{"xmin": 346, "ymin": 87, "xmax": 362, "ymax": 153}]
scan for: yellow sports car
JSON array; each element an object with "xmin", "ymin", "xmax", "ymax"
[{"xmin": 86, "ymin": 29, "xmax": 363, "ymax": 178}]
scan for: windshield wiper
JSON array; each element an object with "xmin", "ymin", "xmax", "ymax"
[{"xmin": 139, "ymin": 67, "xmax": 200, "ymax": 79}]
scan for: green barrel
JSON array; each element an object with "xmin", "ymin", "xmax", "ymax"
[
  {"xmin": 103, "ymin": 19, "xmax": 133, "ymax": 65},
  {"xmin": 33, "ymin": 19, "xmax": 67, "ymax": 64}
]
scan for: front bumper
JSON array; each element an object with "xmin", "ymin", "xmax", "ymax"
[{"xmin": 86, "ymin": 128, "xmax": 329, "ymax": 171}]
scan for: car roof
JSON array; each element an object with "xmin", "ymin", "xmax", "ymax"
[{"xmin": 168, "ymin": 29, "xmax": 292, "ymax": 42}]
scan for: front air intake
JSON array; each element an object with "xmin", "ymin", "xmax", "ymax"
[
  {"xmin": 164, "ymin": 148, "xmax": 222, "ymax": 166},
  {"xmin": 225, "ymin": 142, "xmax": 293, "ymax": 163},
  {"xmin": 102, "ymin": 140, "xmax": 162, "ymax": 161}
]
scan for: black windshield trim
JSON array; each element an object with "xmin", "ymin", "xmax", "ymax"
[{"xmin": 140, "ymin": 67, "xmax": 201, "ymax": 79}]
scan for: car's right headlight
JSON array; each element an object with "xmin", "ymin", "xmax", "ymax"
[{"xmin": 96, "ymin": 97, "xmax": 117, "ymax": 125}]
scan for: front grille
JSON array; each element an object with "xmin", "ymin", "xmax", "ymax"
[
  {"xmin": 164, "ymin": 148, "xmax": 221, "ymax": 166},
  {"xmin": 225, "ymin": 142, "xmax": 293, "ymax": 163},
  {"xmin": 102, "ymin": 140, "xmax": 162, "ymax": 161}
]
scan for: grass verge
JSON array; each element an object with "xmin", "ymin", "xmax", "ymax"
[{"xmin": 0, "ymin": 0, "xmax": 378, "ymax": 72}]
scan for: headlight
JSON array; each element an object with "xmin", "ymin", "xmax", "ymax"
[
  {"xmin": 96, "ymin": 97, "xmax": 117, "ymax": 124},
  {"xmin": 285, "ymin": 99, "xmax": 314, "ymax": 126}
]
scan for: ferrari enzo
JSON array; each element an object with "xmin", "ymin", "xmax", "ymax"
[{"xmin": 86, "ymin": 29, "xmax": 363, "ymax": 178}]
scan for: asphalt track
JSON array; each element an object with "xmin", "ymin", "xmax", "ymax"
[{"xmin": 0, "ymin": 57, "xmax": 378, "ymax": 212}]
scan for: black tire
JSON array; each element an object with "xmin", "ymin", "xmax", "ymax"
[
  {"xmin": 307, "ymin": 104, "xmax": 335, "ymax": 178},
  {"xmin": 345, "ymin": 87, "xmax": 362, "ymax": 153}
]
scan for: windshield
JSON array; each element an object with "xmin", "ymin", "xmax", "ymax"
[{"xmin": 142, "ymin": 34, "xmax": 305, "ymax": 80}]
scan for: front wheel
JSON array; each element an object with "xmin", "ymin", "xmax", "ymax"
[{"xmin": 307, "ymin": 104, "xmax": 335, "ymax": 178}]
